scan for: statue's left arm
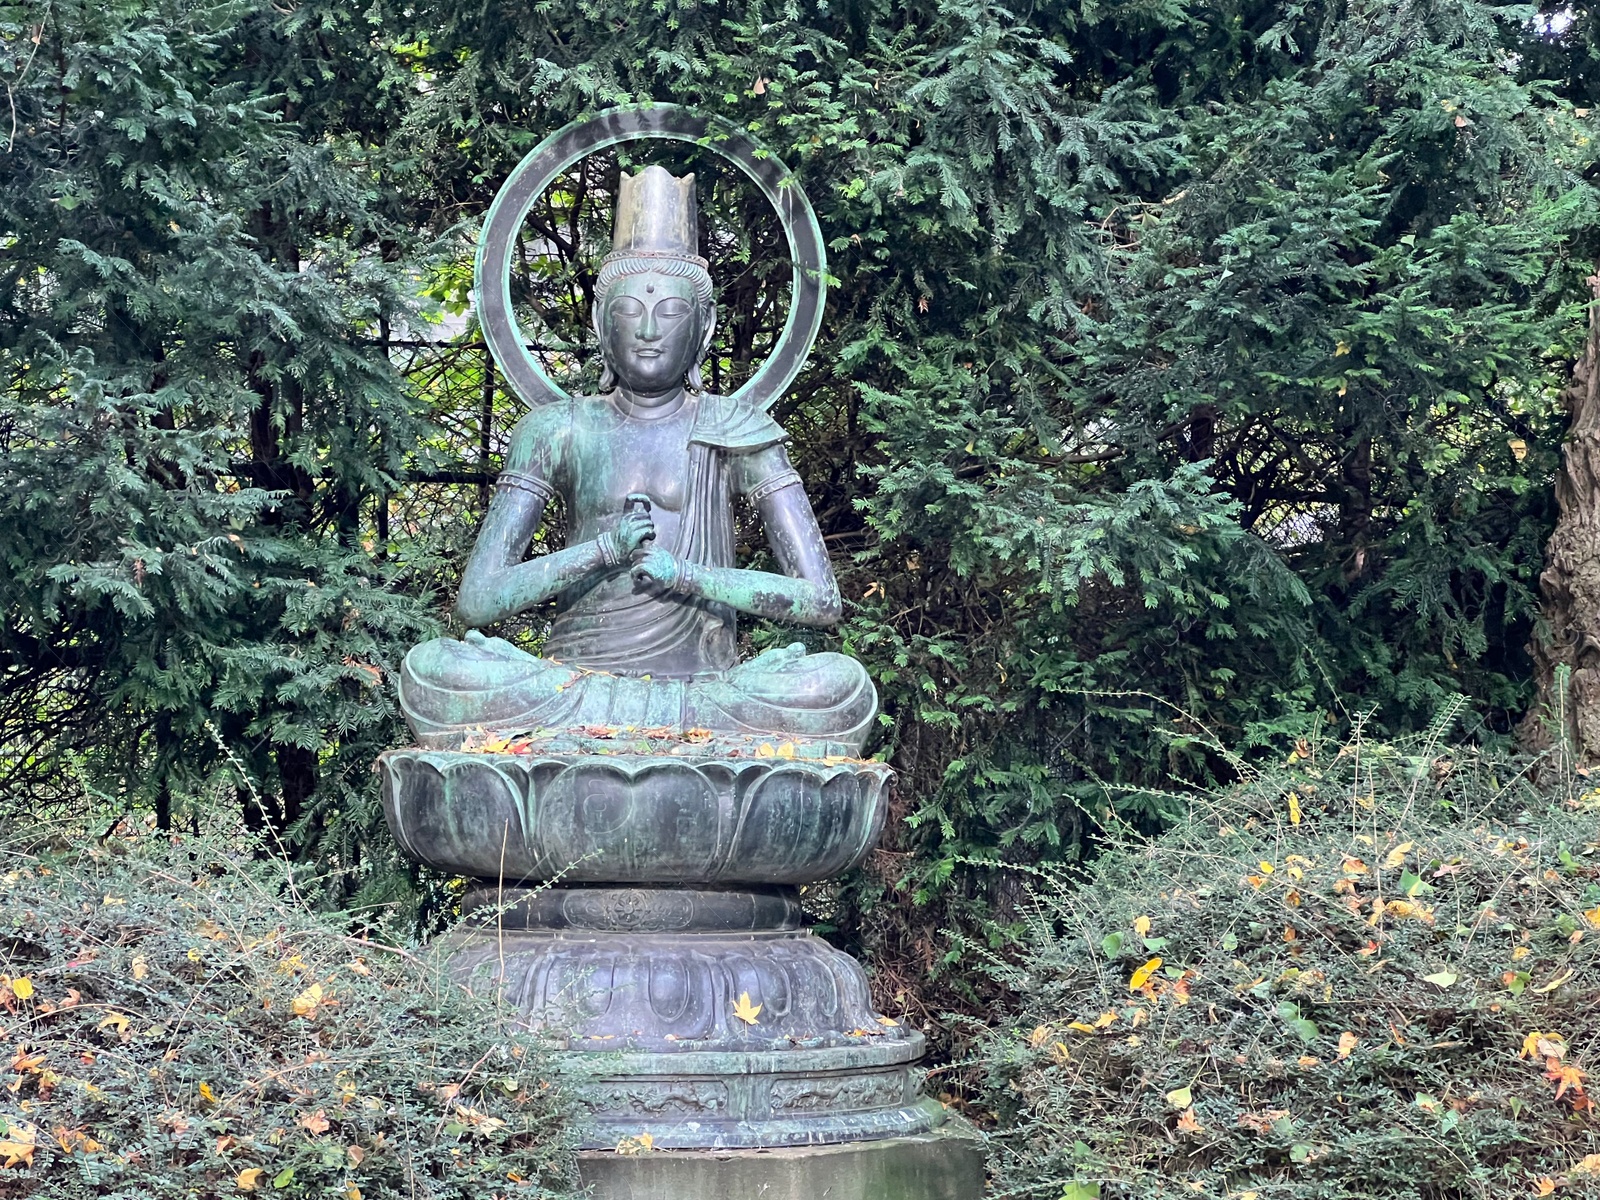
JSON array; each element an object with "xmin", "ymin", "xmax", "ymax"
[{"xmin": 632, "ymin": 443, "xmax": 843, "ymax": 627}]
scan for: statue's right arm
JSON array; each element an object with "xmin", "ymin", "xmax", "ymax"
[{"xmin": 454, "ymin": 408, "xmax": 641, "ymax": 628}]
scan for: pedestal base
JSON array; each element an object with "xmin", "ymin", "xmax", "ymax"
[{"xmin": 577, "ymin": 1122, "xmax": 985, "ymax": 1200}]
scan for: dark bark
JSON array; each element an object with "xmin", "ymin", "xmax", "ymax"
[
  {"xmin": 1338, "ymin": 434, "xmax": 1373, "ymax": 584},
  {"xmin": 1522, "ymin": 277, "xmax": 1600, "ymax": 759}
]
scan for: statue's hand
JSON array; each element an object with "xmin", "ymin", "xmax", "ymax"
[
  {"xmin": 630, "ymin": 548, "xmax": 688, "ymax": 593},
  {"xmin": 597, "ymin": 509, "xmax": 656, "ymax": 569}
]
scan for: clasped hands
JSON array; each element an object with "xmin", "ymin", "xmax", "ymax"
[{"xmin": 601, "ymin": 508, "xmax": 692, "ymax": 593}]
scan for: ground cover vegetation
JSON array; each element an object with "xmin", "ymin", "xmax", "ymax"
[
  {"xmin": 6, "ymin": 0, "xmax": 1600, "ymax": 1160},
  {"xmin": 978, "ymin": 718, "xmax": 1600, "ymax": 1198},
  {"xmin": 0, "ymin": 830, "xmax": 579, "ymax": 1197}
]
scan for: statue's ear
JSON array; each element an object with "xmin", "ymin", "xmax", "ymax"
[
  {"xmin": 688, "ymin": 302, "xmax": 717, "ymax": 393},
  {"xmin": 593, "ymin": 291, "xmax": 616, "ymax": 392}
]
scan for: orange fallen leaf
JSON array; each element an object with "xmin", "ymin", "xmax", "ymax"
[
  {"xmin": 1336, "ymin": 1031, "xmax": 1359, "ymax": 1060},
  {"xmin": 0, "ymin": 1119, "xmax": 37, "ymax": 1168},
  {"xmin": 299, "ymin": 1110, "xmax": 330, "ymax": 1135},
  {"xmin": 1546, "ymin": 1063, "xmax": 1586, "ymax": 1102}
]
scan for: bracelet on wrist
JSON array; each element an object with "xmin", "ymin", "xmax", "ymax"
[
  {"xmin": 598, "ymin": 532, "xmax": 623, "ymax": 568},
  {"xmin": 671, "ymin": 560, "xmax": 698, "ymax": 595}
]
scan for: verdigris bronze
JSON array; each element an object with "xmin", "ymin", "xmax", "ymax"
[{"xmin": 381, "ymin": 105, "xmax": 943, "ymax": 1151}]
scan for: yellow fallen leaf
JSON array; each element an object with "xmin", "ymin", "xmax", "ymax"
[
  {"xmin": 199, "ymin": 1081, "xmax": 218, "ymax": 1103},
  {"xmin": 1287, "ymin": 791, "xmax": 1302, "ymax": 825},
  {"xmin": 1164, "ymin": 1085, "xmax": 1193, "ymax": 1108},
  {"xmin": 1092, "ymin": 1011, "xmax": 1119, "ymax": 1029},
  {"xmin": 97, "ymin": 1013, "xmax": 130, "ymax": 1035},
  {"xmin": 1028, "ymin": 1025, "xmax": 1051, "ymax": 1048},
  {"xmin": 1512, "ymin": 946, "xmax": 1531, "ymax": 960},
  {"xmin": 1066, "ymin": 1021, "xmax": 1097, "ymax": 1034},
  {"xmin": 0, "ymin": 1119, "xmax": 37, "ymax": 1168},
  {"xmin": 236, "ymin": 1167, "xmax": 265, "ymax": 1191},
  {"xmin": 347, "ymin": 1146, "xmax": 365, "ymax": 1166},
  {"xmin": 1533, "ymin": 970, "xmax": 1574, "ymax": 994},
  {"xmin": 132, "ymin": 956, "xmax": 148, "ymax": 980},
  {"xmin": 292, "ymin": 982, "xmax": 324, "ymax": 1017},
  {"xmin": 1258, "ymin": 861, "xmax": 1275, "ymax": 875},
  {"xmin": 732, "ymin": 992, "xmax": 762, "ymax": 1025},
  {"xmin": 10, "ymin": 977, "xmax": 33, "ymax": 1001},
  {"xmin": 1535, "ymin": 1178, "xmax": 1556, "ymax": 1197},
  {"xmin": 1522, "ymin": 1031, "xmax": 1565, "ymax": 1059},
  {"xmin": 1583, "ymin": 907, "xmax": 1600, "ymax": 930},
  {"xmin": 1383, "ymin": 842, "xmax": 1414, "ymax": 870},
  {"xmin": 876, "ymin": 1015, "xmax": 900, "ymax": 1028},
  {"xmin": 1133, "ymin": 915, "xmax": 1152, "ymax": 936},
  {"xmin": 1336, "ymin": 1031, "xmax": 1359, "ymax": 1060},
  {"xmin": 1129, "ymin": 957, "xmax": 1163, "ymax": 990}
]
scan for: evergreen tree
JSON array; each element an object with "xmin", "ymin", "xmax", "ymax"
[{"xmin": 3, "ymin": 0, "xmax": 1598, "ymax": 1031}]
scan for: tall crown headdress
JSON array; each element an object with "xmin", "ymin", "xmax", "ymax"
[{"xmin": 606, "ymin": 165, "xmax": 708, "ymax": 268}]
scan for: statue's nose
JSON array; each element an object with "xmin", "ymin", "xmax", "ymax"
[{"xmin": 637, "ymin": 305, "xmax": 661, "ymax": 341}]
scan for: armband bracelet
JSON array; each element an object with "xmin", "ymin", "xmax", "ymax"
[
  {"xmin": 670, "ymin": 561, "xmax": 700, "ymax": 596},
  {"xmin": 597, "ymin": 532, "xmax": 625, "ymax": 569}
]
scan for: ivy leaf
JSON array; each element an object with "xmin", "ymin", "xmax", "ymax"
[
  {"xmin": 1100, "ymin": 931, "xmax": 1124, "ymax": 958},
  {"xmin": 1421, "ymin": 971, "xmax": 1458, "ymax": 988}
]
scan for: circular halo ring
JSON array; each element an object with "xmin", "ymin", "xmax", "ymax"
[{"xmin": 475, "ymin": 104, "xmax": 826, "ymax": 414}]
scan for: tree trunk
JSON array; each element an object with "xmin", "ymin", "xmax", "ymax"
[{"xmin": 1522, "ymin": 277, "xmax": 1600, "ymax": 760}]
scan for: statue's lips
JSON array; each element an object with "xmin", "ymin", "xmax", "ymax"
[{"xmin": 631, "ymin": 348, "xmax": 665, "ymax": 358}]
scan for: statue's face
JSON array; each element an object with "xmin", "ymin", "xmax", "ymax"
[{"xmin": 599, "ymin": 271, "xmax": 705, "ymax": 397}]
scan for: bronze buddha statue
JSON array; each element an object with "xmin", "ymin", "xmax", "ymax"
[{"xmin": 399, "ymin": 166, "xmax": 876, "ymax": 752}]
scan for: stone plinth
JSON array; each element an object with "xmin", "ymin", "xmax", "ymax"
[
  {"xmin": 386, "ymin": 748, "xmax": 934, "ymax": 1148},
  {"xmin": 577, "ymin": 1122, "xmax": 985, "ymax": 1200}
]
